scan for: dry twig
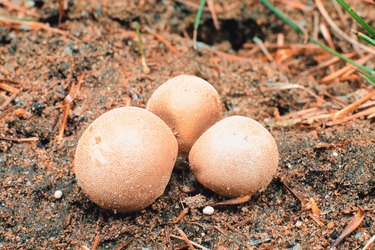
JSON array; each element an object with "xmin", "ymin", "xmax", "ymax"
[{"xmin": 170, "ymin": 234, "xmax": 209, "ymax": 250}]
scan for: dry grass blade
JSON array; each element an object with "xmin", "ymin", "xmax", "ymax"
[
  {"xmin": 0, "ymin": 16, "xmax": 79, "ymax": 41},
  {"xmin": 333, "ymin": 91, "xmax": 375, "ymax": 119},
  {"xmin": 330, "ymin": 207, "xmax": 365, "ymax": 250},
  {"xmin": 0, "ymin": 83, "xmax": 20, "ymax": 94},
  {"xmin": 0, "ymin": 137, "xmax": 39, "ymax": 142},
  {"xmin": 56, "ymin": 75, "xmax": 84, "ymax": 143},
  {"xmin": 175, "ymin": 227, "xmax": 196, "ymax": 250},
  {"xmin": 170, "ymin": 233, "xmax": 209, "ymax": 250},
  {"xmin": 210, "ymin": 195, "xmax": 251, "ymax": 207},
  {"xmin": 362, "ymin": 235, "xmax": 375, "ymax": 250},
  {"xmin": 57, "ymin": 0, "xmax": 64, "ymax": 24},
  {"xmin": 266, "ymin": 82, "xmax": 319, "ymax": 99},
  {"xmin": 321, "ymin": 54, "xmax": 374, "ymax": 83}
]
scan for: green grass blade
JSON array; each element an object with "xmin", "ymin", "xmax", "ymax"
[
  {"xmin": 260, "ymin": 0, "xmax": 302, "ymax": 34},
  {"xmin": 193, "ymin": 0, "xmax": 206, "ymax": 49},
  {"xmin": 353, "ymin": 30, "xmax": 375, "ymax": 46},
  {"xmin": 310, "ymin": 38, "xmax": 375, "ymax": 77},
  {"xmin": 336, "ymin": 0, "xmax": 375, "ymax": 38},
  {"xmin": 194, "ymin": 0, "xmax": 206, "ymax": 30},
  {"xmin": 260, "ymin": 0, "xmax": 375, "ymax": 79}
]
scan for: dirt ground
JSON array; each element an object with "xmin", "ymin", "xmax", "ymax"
[{"xmin": 0, "ymin": 0, "xmax": 374, "ymax": 249}]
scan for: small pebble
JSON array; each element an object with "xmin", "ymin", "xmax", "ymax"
[
  {"xmin": 54, "ymin": 190, "xmax": 63, "ymax": 199},
  {"xmin": 295, "ymin": 220, "xmax": 303, "ymax": 227},
  {"xmin": 332, "ymin": 152, "xmax": 338, "ymax": 157},
  {"xmin": 327, "ymin": 221, "xmax": 335, "ymax": 229},
  {"xmin": 292, "ymin": 243, "xmax": 302, "ymax": 250},
  {"xmin": 203, "ymin": 206, "xmax": 214, "ymax": 215}
]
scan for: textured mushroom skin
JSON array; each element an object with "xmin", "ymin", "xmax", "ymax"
[
  {"xmin": 189, "ymin": 116, "xmax": 279, "ymax": 197},
  {"xmin": 146, "ymin": 75, "xmax": 223, "ymax": 154},
  {"xmin": 74, "ymin": 107, "xmax": 178, "ymax": 213}
]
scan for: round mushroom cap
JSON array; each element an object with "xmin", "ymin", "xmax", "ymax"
[
  {"xmin": 146, "ymin": 75, "xmax": 223, "ymax": 154},
  {"xmin": 189, "ymin": 116, "xmax": 279, "ymax": 197},
  {"xmin": 74, "ymin": 107, "xmax": 178, "ymax": 213}
]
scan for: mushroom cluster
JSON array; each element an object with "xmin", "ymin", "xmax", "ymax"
[{"xmin": 74, "ymin": 75, "xmax": 279, "ymax": 213}]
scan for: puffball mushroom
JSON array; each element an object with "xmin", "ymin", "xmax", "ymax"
[
  {"xmin": 189, "ymin": 116, "xmax": 279, "ymax": 197},
  {"xmin": 146, "ymin": 75, "xmax": 223, "ymax": 154},
  {"xmin": 74, "ymin": 107, "xmax": 178, "ymax": 213}
]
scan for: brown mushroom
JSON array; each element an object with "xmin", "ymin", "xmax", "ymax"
[
  {"xmin": 147, "ymin": 75, "xmax": 223, "ymax": 154},
  {"xmin": 74, "ymin": 107, "xmax": 178, "ymax": 213},
  {"xmin": 189, "ymin": 116, "xmax": 279, "ymax": 197}
]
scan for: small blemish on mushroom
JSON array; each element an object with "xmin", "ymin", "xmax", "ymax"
[{"xmin": 95, "ymin": 136, "xmax": 101, "ymax": 144}]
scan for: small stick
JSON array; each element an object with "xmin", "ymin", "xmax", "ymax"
[
  {"xmin": 321, "ymin": 54, "xmax": 374, "ymax": 83},
  {"xmin": 340, "ymin": 54, "xmax": 375, "ymax": 79},
  {"xmin": 0, "ymin": 83, "xmax": 20, "ymax": 94},
  {"xmin": 330, "ymin": 207, "xmax": 365, "ymax": 250},
  {"xmin": 363, "ymin": 235, "xmax": 375, "ymax": 250},
  {"xmin": 92, "ymin": 235, "xmax": 100, "ymax": 250},
  {"xmin": 308, "ymin": 213, "xmax": 324, "ymax": 226},
  {"xmin": 319, "ymin": 22, "xmax": 335, "ymax": 49},
  {"xmin": 0, "ymin": 78, "xmax": 22, "ymax": 85},
  {"xmin": 327, "ymin": 106, "xmax": 375, "ymax": 126},
  {"xmin": 279, "ymin": 179, "xmax": 304, "ymax": 203},
  {"xmin": 209, "ymin": 49, "xmax": 252, "ymax": 62},
  {"xmin": 0, "ymin": 16, "xmax": 79, "ymax": 42},
  {"xmin": 207, "ymin": 0, "xmax": 220, "ymax": 30},
  {"xmin": 210, "ymin": 195, "xmax": 251, "ymax": 207},
  {"xmin": 170, "ymin": 234, "xmax": 209, "ymax": 250},
  {"xmin": 333, "ymin": 92, "xmax": 375, "ymax": 119},
  {"xmin": 175, "ymin": 207, "xmax": 189, "ymax": 223},
  {"xmin": 57, "ymin": 0, "xmax": 64, "ymax": 24},
  {"xmin": 253, "ymin": 36, "xmax": 274, "ymax": 62},
  {"xmin": 302, "ymin": 52, "xmax": 356, "ymax": 75},
  {"xmin": 56, "ymin": 75, "xmax": 84, "ymax": 143},
  {"xmin": 0, "ymin": 2, "xmax": 38, "ymax": 17},
  {"xmin": 144, "ymin": 27, "xmax": 180, "ymax": 55},
  {"xmin": 114, "ymin": 239, "xmax": 133, "ymax": 250},
  {"xmin": 233, "ymin": 217, "xmax": 253, "ymax": 228},
  {"xmin": 0, "ymin": 92, "xmax": 18, "ymax": 110},
  {"xmin": 175, "ymin": 227, "xmax": 195, "ymax": 250},
  {"xmin": 243, "ymin": 43, "xmax": 321, "ymax": 50},
  {"xmin": 0, "ymin": 137, "xmax": 39, "ymax": 142}
]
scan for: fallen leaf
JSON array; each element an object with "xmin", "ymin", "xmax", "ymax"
[
  {"xmin": 330, "ymin": 207, "xmax": 365, "ymax": 250},
  {"xmin": 310, "ymin": 198, "xmax": 321, "ymax": 215}
]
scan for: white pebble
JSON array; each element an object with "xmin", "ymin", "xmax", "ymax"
[
  {"xmin": 332, "ymin": 152, "xmax": 338, "ymax": 157},
  {"xmin": 203, "ymin": 206, "xmax": 214, "ymax": 215},
  {"xmin": 54, "ymin": 190, "xmax": 63, "ymax": 199}
]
